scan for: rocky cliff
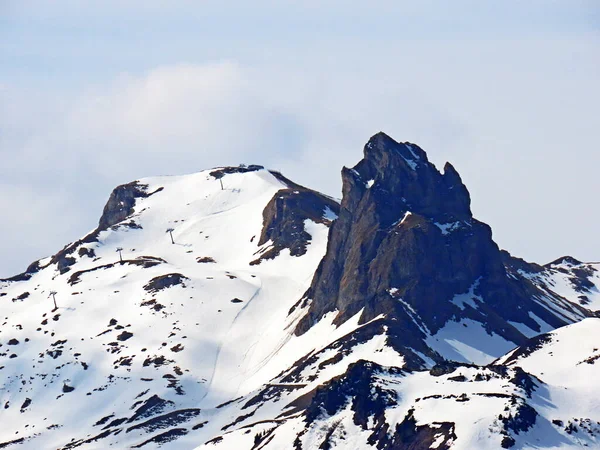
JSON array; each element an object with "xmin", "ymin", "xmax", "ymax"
[{"xmin": 296, "ymin": 132, "xmax": 592, "ymax": 363}]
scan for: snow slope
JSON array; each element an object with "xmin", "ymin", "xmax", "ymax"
[
  {"xmin": 202, "ymin": 318, "xmax": 600, "ymax": 450},
  {"xmin": 538, "ymin": 258, "xmax": 600, "ymax": 311},
  {"xmin": 0, "ymin": 168, "xmax": 340, "ymax": 449}
]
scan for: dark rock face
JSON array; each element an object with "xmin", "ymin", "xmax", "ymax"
[
  {"xmin": 116, "ymin": 331, "xmax": 134, "ymax": 341},
  {"xmin": 68, "ymin": 257, "xmax": 164, "ymax": 286},
  {"xmin": 143, "ymin": 274, "xmax": 189, "ymax": 293},
  {"xmin": 12, "ymin": 292, "xmax": 29, "ymax": 302},
  {"xmin": 128, "ymin": 395, "xmax": 174, "ymax": 423},
  {"xmin": 98, "ymin": 182, "xmax": 162, "ymax": 230},
  {"xmin": 546, "ymin": 256, "xmax": 583, "ymax": 267},
  {"xmin": 388, "ymin": 409, "xmax": 456, "ymax": 450},
  {"xmin": 78, "ymin": 247, "xmax": 96, "ymax": 259},
  {"xmin": 196, "ymin": 257, "xmax": 216, "ymax": 264},
  {"xmin": 125, "ymin": 408, "xmax": 200, "ymax": 434},
  {"xmin": 57, "ymin": 255, "xmax": 77, "ymax": 274},
  {"xmin": 130, "ymin": 428, "xmax": 188, "ymax": 448},
  {"xmin": 209, "ymin": 165, "xmax": 264, "ymax": 179},
  {"xmin": 251, "ymin": 181, "xmax": 339, "ymax": 265},
  {"xmin": 295, "ymin": 132, "xmax": 591, "ymax": 349},
  {"xmin": 501, "ymin": 251, "xmax": 544, "ymax": 275},
  {"xmin": 304, "ymin": 361, "xmax": 396, "ymax": 421},
  {"xmin": 49, "ymin": 180, "xmax": 161, "ymax": 276},
  {"xmin": 502, "ymin": 400, "xmax": 538, "ymax": 435},
  {"xmin": 302, "ymin": 361, "xmax": 456, "ymax": 450},
  {"xmin": 303, "ymin": 361, "xmax": 398, "ymax": 448}
]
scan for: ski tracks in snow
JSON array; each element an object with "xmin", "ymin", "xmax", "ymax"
[{"xmin": 198, "ymin": 271, "xmax": 263, "ymax": 406}]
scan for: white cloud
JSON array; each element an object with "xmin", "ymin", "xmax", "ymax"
[{"xmin": 1, "ymin": 23, "xmax": 599, "ymax": 276}]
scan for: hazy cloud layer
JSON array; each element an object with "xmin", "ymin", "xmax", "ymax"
[{"xmin": 1, "ymin": 2, "xmax": 599, "ymax": 276}]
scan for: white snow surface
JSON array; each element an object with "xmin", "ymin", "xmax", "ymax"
[
  {"xmin": 434, "ymin": 221, "xmax": 469, "ymax": 235},
  {"xmin": 0, "ymin": 168, "xmax": 344, "ymax": 449},
  {"xmin": 426, "ymin": 318, "xmax": 516, "ymax": 365},
  {"xmin": 391, "ymin": 211, "xmax": 412, "ymax": 227},
  {"xmin": 449, "ymin": 279, "xmax": 482, "ymax": 311}
]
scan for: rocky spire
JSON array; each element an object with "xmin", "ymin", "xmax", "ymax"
[{"xmin": 295, "ymin": 133, "xmax": 589, "ymax": 352}]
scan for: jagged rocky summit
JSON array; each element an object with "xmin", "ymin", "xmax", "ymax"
[
  {"xmin": 296, "ymin": 132, "xmax": 592, "ymax": 365},
  {"xmin": 0, "ymin": 132, "xmax": 599, "ymax": 449}
]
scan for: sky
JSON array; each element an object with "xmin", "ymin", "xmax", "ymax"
[{"xmin": 1, "ymin": 1, "xmax": 599, "ymax": 277}]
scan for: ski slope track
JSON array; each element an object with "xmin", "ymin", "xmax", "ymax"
[{"xmin": 1, "ymin": 134, "xmax": 599, "ymax": 449}]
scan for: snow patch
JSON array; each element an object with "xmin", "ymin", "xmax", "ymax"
[
  {"xmin": 426, "ymin": 319, "xmax": 516, "ymax": 365},
  {"xmin": 391, "ymin": 211, "xmax": 412, "ymax": 227},
  {"xmin": 397, "ymin": 298, "xmax": 430, "ymax": 336},
  {"xmin": 402, "ymin": 157, "xmax": 418, "ymax": 170},
  {"xmin": 450, "ymin": 279, "xmax": 483, "ymax": 311},
  {"xmin": 434, "ymin": 221, "xmax": 462, "ymax": 235},
  {"xmin": 405, "ymin": 143, "xmax": 420, "ymax": 160}
]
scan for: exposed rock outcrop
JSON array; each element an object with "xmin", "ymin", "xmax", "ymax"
[
  {"xmin": 295, "ymin": 132, "xmax": 592, "ymax": 349},
  {"xmin": 143, "ymin": 273, "xmax": 189, "ymax": 293},
  {"xmin": 98, "ymin": 182, "xmax": 162, "ymax": 230},
  {"xmin": 251, "ymin": 178, "xmax": 339, "ymax": 265},
  {"xmin": 209, "ymin": 165, "xmax": 264, "ymax": 180}
]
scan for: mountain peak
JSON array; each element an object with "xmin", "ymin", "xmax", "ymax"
[
  {"xmin": 362, "ymin": 132, "xmax": 428, "ymax": 171},
  {"xmin": 295, "ymin": 133, "xmax": 591, "ymax": 365},
  {"xmin": 342, "ymin": 132, "xmax": 472, "ymax": 231},
  {"xmin": 545, "ymin": 255, "xmax": 583, "ymax": 267}
]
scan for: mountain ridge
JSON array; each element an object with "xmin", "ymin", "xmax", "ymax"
[{"xmin": 1, "ymin": 133, "xmax": 598, "ymax": 449}]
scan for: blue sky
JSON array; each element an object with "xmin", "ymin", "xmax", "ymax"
[{"xmin": 1, "ymin": 1, "xmax": 599, "ymax": 276}]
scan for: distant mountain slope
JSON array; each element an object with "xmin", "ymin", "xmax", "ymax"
[
  {"xmin": 204, "ymin": 317, "xmax": 600, "ymax": 450},
  {"xmin": 0, "ymin": 133, "xmax": 597, "ymax": 449}
]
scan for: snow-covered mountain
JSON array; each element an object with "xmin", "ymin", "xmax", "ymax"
[{"xmin": 1, "ymin": 133, "xmax": 598, "ymax": 449}]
